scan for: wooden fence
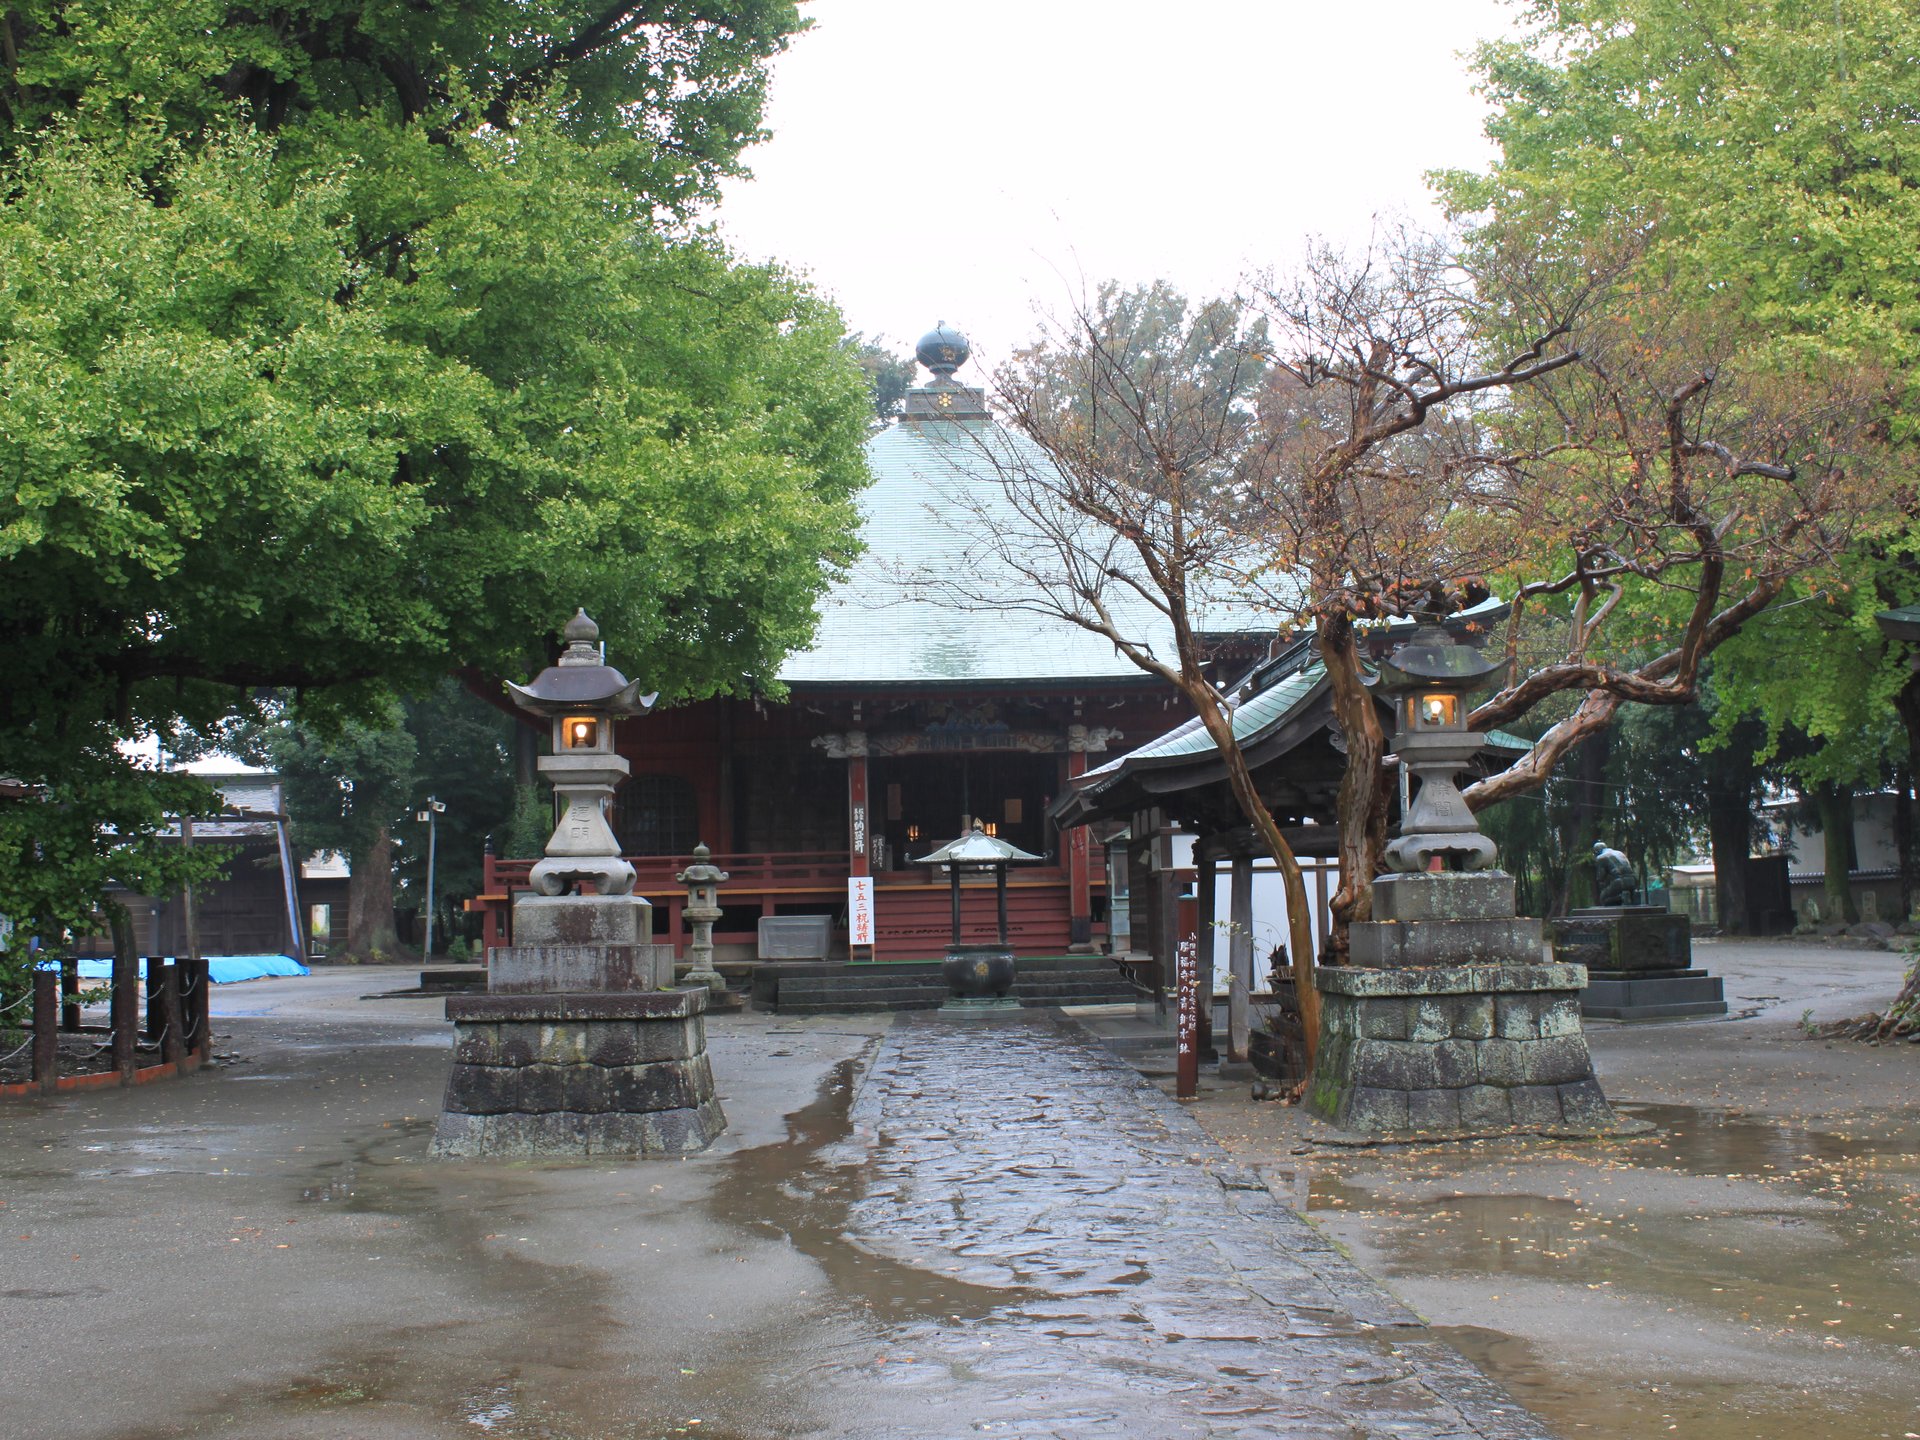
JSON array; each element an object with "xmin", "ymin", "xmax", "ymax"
[{"xmin": 1, "ymin": 956, "xmax": 212, "ymax": 1098}]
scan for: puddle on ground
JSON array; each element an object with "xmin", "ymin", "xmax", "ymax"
[
  {"xmin": 1433, "ymin": 1323, "xmax": 1915, "ymax": 1440},
  {"xmin": 1292, "ymin": 1102, "xmax": 1920, "ymax": 1440},
  {"xmin": 705, "ymin": 1054, "xmax": 1018, "ymax": 1325}
]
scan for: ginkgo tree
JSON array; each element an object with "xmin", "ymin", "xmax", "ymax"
[{"xmin": 0, "ymin": 4, "xmax": 873, "ymax": 944}]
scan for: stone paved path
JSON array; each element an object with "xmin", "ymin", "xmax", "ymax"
[{"xmin": 819, "ymin": 1012, "xmax": 1550, "ymax": 1440}]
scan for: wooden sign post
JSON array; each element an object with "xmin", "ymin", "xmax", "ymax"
[{"xmin": 1175, "ymin": 933, "xmax": 1199, "ymax": 1099}]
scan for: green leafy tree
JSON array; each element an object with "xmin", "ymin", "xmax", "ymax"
[
  {"xmin": 852, "ymin": 334, "xmax": 917, "ymax": 429},
  {"xmin": 1438, "ymin": 0, "xmax": 1920, "ymax": 839},
  {"xmin": 1482, "ymin": 678, "xmax": 1776, "ymax": 926},
  {"xmin": 0, "ymin": 3, "xmax": 871, "ymax": 930},
  {"xmin": 0, "ymin": 737, "xmax": 224, "ymax": 998},
  {"xmin": 393, "ymin": 682, "xmax": 517, "ymax": 949}
]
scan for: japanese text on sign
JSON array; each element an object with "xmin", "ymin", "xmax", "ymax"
[{"xmin": 848, "ymin": 876, "xmax": 875, "ymax": 947}]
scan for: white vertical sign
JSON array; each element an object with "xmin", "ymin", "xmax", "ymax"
[{"xmin": 848, "ymin": 876, "xmax": 875, "ymax": 947}]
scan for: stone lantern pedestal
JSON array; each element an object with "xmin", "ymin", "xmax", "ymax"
[
  {"xmin": 431, "ymin": 610, "xmax": 726, "ymax": 1160},
  {"xmin": 1307, "ymin": 873, "xmax": 1617, "ymax": 1136},
  {"xmin": 1551, "ymin": 905, "xmax": 1726, "ymax": 1020}
]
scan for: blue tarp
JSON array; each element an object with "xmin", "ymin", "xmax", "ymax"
[{"xmin": 70, "ymin": 955, "xmax": 310, "ymax": 984}]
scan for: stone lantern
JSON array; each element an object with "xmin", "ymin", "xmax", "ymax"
[
  {"xmin": 675, "ymin": 843, "xmax": 729, "ymax": 994},
  {"xmin": 912, "ymin": 823, "xmax": 1043, "ymax": 1007},
  {"xmin": 1305, "ymin": 609, "xmax": 1624, "ymax": 1140},
  {"xmin": 1376, "ymin": 618, "xmax": 1502, "ymax": 875},
  {"xmin": 431, "ymin": 608, "xmax": 725, "ymax": 1160},
  {"xmin": 503, "ymin": 609, "xmax": 656, "ymax": 902}
]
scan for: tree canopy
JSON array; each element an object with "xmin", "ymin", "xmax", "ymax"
[
  {"xmin": 985, "ymin": 238, "xmax": 1886, "ymax": 986},
  {"xmin": 0, "ymin": 3, "xmax": 873, "ymax": 944},
  {"xmin": 1438, "ymin": 0, "xmax": 1920, "ymax": 775}
]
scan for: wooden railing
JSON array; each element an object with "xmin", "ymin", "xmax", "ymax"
[
  {"xmin": 475, "ymin": 852, "xmax": 1105, "ymax": 961},
  {"xmin": 485, "ymin": 851, "xmax": 852, "ymax": 894},
  {"xmin": 1, "ymin": 957, "xmax": 212, "ymax": 1098}
]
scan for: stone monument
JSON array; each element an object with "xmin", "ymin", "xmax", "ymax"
[
  {"xmin": 1551, "ymin": 847, "xmax": 1726, "ymax": 1020},
  {"xmin": 1306, "ymin": 616, "xmax": 1622, "ymax": 1138},
  {"xmin": 431, "ymin": 610, "xmax": 727, "ymax": 1159}
]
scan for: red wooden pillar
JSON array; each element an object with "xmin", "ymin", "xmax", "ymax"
[
  {"xmin": 481, "ymin": 851, "xmax": 506, "ymax": 957},
  {"xmin": 847, "ymin": 735, "xmax": 873, "ymax": 960},
  {"xmin": 666, "ymin": 895, "xmax": 685, "ymax": 959},
  {"xmin": 1066, "ymin": 745, "xmax": 1092, "ymax": 946}
]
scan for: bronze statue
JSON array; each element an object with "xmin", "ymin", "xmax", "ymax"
[{"xmin": 1592, "ymin": 842, "xmax": 1636, "ymax": 907}]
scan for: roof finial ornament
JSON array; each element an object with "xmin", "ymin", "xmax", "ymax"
[{"xmin": 916, "ymin": 321, "xmax": 971, "ymax": 383}]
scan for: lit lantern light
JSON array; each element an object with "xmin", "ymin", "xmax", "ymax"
[
  {"xmin": 1378, "ymin": 611, "xmax": 1502, "ymax": 875},
  {"xmin": 502, "ymin": 609, "xmax": 657, "ymax": 897}
]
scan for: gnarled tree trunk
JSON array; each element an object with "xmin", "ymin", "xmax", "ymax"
[{"xmin": 1317, "ymin": 614, "xmax": 1390, "ymax": 962}]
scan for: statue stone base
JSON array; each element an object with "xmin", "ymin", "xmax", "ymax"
[
  {"xmin": 1306, "ymin": 872, "xmax": 1625, "ymax": 1139},
  {"xmin": 431, "ymin": 988, "xmax": 725, "ymax": 1159},
  {"xmin": 1551, "ymin": 906, "xmax": 1727, "ymax": 1021}
]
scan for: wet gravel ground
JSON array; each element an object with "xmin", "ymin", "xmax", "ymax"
[{"xmin": 1182, "ymin": 940, "xmax": 1920, "ymax": 1440}]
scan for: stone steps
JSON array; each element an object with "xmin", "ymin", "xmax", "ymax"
[{"xmin": 758, "ymin": 957, "xmax": 1141, "ymax": 1014}]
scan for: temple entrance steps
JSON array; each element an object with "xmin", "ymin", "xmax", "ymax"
[{"xmin": 754, "ymin": 955, "xmax": 1143, "ymax": 1015}]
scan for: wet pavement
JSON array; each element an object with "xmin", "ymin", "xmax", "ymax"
[
  {"xmin": 826, "ymin": 1013, "xmax": 1543, "ymax": 1439},
  {"xmin": 8, "ymin": 943, "xmax": 1911, "ymax": 1439},
  {"xmin": 1184, "ymin": 940, "xmax": 1920, "ymax": 1440},
  {"xmin": 2, "ymin": 970, "xmax": 1542, "ymax": 1439}
]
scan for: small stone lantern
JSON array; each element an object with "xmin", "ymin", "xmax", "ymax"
[
  {"xmin": 1377, "ymin": 619, "xmax": 1502, "ymax": 874},
  {"xmin": 675, "ymin": 844, "xmax": 729, "ymax": 993},
  {"xmin": 503, "ymin": 609, "xmax": 657, "ymax": 898}
]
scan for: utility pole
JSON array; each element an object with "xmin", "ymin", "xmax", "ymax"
[{"xmin": 415, "ymin": 799, "xmax": 446, "ymax": 956}]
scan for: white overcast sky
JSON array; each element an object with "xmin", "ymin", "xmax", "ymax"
[{"xmin": 715, "ymin": 0, "xmax": 1520, "ymax": 374}]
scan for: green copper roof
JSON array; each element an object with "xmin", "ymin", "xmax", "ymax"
[
  {"xmin": 780, "ymin": 417, "xmax": 1263, "ymax": 686},
  {"xmin": 1079, "ymin": 662, "xmax": 1528, "ymax": 786},
  {"xmin": 1877, "ymin": 603, "xmax": 1920, "ymax": 645}
]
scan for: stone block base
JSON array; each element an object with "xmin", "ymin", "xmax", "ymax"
[
  {"xmin": 511, "ymin": 893, "xmax": 651, "ymax": 947},
  {"xmin": 1306, "ymin": 963, "xmax": 1621, "ymax": 1138},
  {"xmin": 1551, "ymin": 906, "xmax": 1691, "ymax": 973},
  {"xmin": 430, "ymin": 988, "xmax": 725, "ymax": 1159},
  {"xmin": 488, "ymin": 941, "xmax": 674, "ymax": 994},
  {"xmin": 1582, "ymin": 967, "xmax": 1728, "ymax": 1021}
]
